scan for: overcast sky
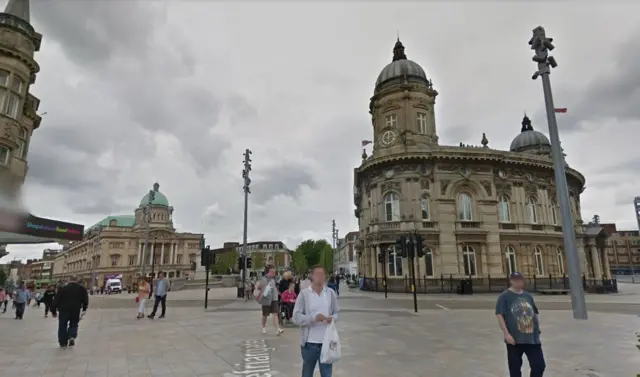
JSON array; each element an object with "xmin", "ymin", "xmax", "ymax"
[{"xmin": 5, "ymin": 1, "xmax": 640, "ymax": 260}]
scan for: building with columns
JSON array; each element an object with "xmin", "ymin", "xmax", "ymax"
[
  {"xmin": 51, "ymin": 183, "xmax": 203, "ymax": 287},
  {"xmin": 353, "ymin": 39, "xmax": 609, "ymax": 285}
]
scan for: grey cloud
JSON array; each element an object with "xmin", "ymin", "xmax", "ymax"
[
  {"xmin": 251, "ymin": 163, "xmax": 319, "ymax": 205},
  {"xmin": 68, "ymin": 199, "xmax": 129, "ymax": 216},
  {"xmin": 550, "ymin": 32, "xmax": 640, "ymax": 133},
  {"xmin": 226, "ymin": 95, "xmax": 259, "ymax": 126}
]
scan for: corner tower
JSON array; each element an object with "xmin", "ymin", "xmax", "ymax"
[
  {"xmin": 0, "ymin": 0, "xmax": 42, "ymax": 198},
  {"xmin": 369, "ymin": 39, "xmax": 438, "ymax": 158}
]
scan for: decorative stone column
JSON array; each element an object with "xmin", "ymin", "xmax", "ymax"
[
  {"xmin": 375, "ymin": 245, "xmax": 380, "ymax": 277},
  {"xmin": 602, "ymin": 249, "xmax": 611, "ymax": 279},
  {"xmin": 137, "ymin": 243, "xmax": 143, "ymax": 265},
  {"xmin": 480, "ymin": 243, "xmax": 488, "ymax": 277},
  {"xmin": 150, "ymin": 243, "xmax": 155, "ymax": 266},
  {"xmin": 590, "ymin": 245, "xmax": 602, "ymax": 279},
  {"xmin": 160, "ymin": 243, "xmax": 165, "ymax": 265}
]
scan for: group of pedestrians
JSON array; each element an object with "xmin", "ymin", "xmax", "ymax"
[{"xmin": 136, "ymin": 271, "xmax": 168, "ymax": 319}]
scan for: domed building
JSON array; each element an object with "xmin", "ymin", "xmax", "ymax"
[
  {"xmin": 52, "ymin": 183, "xmax": 204, "ymax": 287},
  {"xmin": 354, "ymin": 40, "xmax": 611, "ymax": 291}
]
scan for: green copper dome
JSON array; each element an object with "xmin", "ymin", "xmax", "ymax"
[{"xmin": 139, "ymin": 182, "xmax": 169, "ymax": 207}]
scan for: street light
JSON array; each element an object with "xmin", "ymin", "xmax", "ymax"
[
  {"xmin": 241, "ymin": 149, "xmax": 252, "ymax": 300},
  {"xmin": 140, "ymin": 186, "xmax": 156, "ymax": 278},
  {"xmin": 529, "ymin": 26, "xmax": 587, "ymax": 320}
]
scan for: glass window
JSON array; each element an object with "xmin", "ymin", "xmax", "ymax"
[
  {"xmin": 551, "ymin": 201, "xmax": 558, "ymax": 225},
  {"xmin": 11, "ymin": 76, "xmax": 23, "ymax": 93},
  {"xmin": 498, "ymin": 195, "xmax": 511, "ymax": 223},
  {"xmin": 385, "ymin": 114, "xmax": 397, "ymax": 128},
  {"xmin": 533, "ymin": 247, "xmax": 544, "ymax": 275},
  {"xmin": 421, "ymin": 194, "xmax": 430, "ymax": 220},
  {"xmin": 505, "ymin": 246, "xmax": 517, "ymax": 274},
  {"xmin": 458, "ymin": 193, "xmax": 473, "ymax": 221},
  {"xmin": 388, "ymin": 246, "xmax": 403, "ymax": 277},
  {"xmin": 424, "ymin": 248, "xmax": 434, "ymax": 277},
  {"xmin": 416, "ymin": 112, "xmax": 427, "ymax": 134},
  {"xmin": 556, "ymin": 248, "xmax": 565, "ymax": 275},
  {"xmin": 4, "ymin": 92, "xmax": 20, "ymax": 118},
  {"xmin": 384, "ymin": 192, "xmax": 400, "ymax": 222},
  {"xmin": 111, "ymin": 255, "xmax": 118, "ymax": 267},
  {"xmin": 0, "ymin": 70, "xmax": 8, "ymax": 86},
  {"xmin": 462, "ymin": 246, "xmax": 476, "ymax": 276},
  {"xmin": 0, "ymin": 146, "xmax": 8, "ymax": 165},
  {"xmin": 527, "ymin": 197, "xmax": 538, "ymax": 224}
]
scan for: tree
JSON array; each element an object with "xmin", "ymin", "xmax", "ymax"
[
  {"xmin": 294, "ymin": 239, "xmax": 334, "ymax": 272},
  {"xmin": 0, "ymin": 267, "xmax": 6, "ymax": 287},
  {"xmin": 210, "ymin": 251, "xmax": 237, "ymax": 275},
  {"xmin": 252, "ymin": 252, "xmax": 265, "ymax": 271},
  {"xmin": 291, "ymin": 249, "xmax": 308, "ymax": 275}
]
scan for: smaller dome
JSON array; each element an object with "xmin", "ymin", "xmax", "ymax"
[
  {"xmin": 139, "ymin": 183, "xmax": 169, "ymax": 207},
  {"xmin": 375, "ymin": 39, "xmax": 429, "ymax": 91},
  {"xmin": 509, "ymin": 115, "xmax": 551, "ymax": 153}
]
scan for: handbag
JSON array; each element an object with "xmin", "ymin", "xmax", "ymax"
[
  {"xmin": 320, "ymin": 322, "xmax": 341, "ymax": 364},
  {"xmin": 135, "ymin": 296, "xmax": 140, "ymax": 303}
]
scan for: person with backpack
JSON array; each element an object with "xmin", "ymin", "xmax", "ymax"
[{"xmin": 256, "ymin": 265, "xmax": 283, "ymax": 335}]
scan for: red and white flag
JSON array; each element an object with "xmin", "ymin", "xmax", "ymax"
[
  {"xmin": 554, "ymin": 108, "xmax": 568, "ymax": 113},
  {"xmin": 361, "ymin": 140, "xmax": 372, "ymax": 147}
]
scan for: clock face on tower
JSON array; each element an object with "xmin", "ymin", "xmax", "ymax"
[{"xmin": 381, "ymin": 130, "xmax": 397, "ymax": 146}]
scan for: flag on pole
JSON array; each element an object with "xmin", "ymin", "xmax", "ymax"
[
  {"xmin": 361, "ymin": 140, "xmax": 372, "ymax": 147},
  {"xmin": 554, "ymin": 108, "xmax": 568, "ymax": 113}
]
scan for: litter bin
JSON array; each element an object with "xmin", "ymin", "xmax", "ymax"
[
  {"xmin": 458, "ymin": 280, "xmax": 473, "ymax": 295},
  {"xmin": 237, "ymin": 287, "xmax": 245, "ymax": 298}
]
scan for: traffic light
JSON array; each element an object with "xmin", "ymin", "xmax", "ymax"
[
  {"xmin": 200, "ymin": 245, "xmax": 211, "ymax": 267},
  {"xmin": 378, "ymin": 253, "xmax": 384, "ymax": 263},
  {"xmin": 237, "ymin": 256, "xmax": 244, "ymax": 271},
  {"xmin": 246, "ymin": 257, "xmax": 253, "ymax": 269},
  {"xmin": 395, "ymin": 236, "xmax": 406, "ymax": 257},
  {"xmin": 415, "ymin": 235, "xmax": 425, "ymax": 258}
]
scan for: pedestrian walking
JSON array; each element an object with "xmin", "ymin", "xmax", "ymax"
[
  {"xmin": 51, "ymin": 275, "xmax": 89, "ymax": 348},
  {"xmin": 257, "ymin": 265, "xmax": 284, "ymax": 335},
  {"xmin": 137, "ymin": 277, "xmax": 150, "ymax": 319},
  {"xmin": 292, "ymin": 265, "xmax": 340, "ymax": 377},
  {"xmin": 148, "ymin": 272, "xmax": 168, "ymax": 319},
  {"xmin": 495, "ymin": 272, "xmax": 546, "ymax": 377},
  {"xmin": 13, "ymin": 282, "xmax": 30, "ymax": 320},
  {"xmin": 0, "ymin": 287, "xmax": 6, "ymax": 313},
  {"xmin": 41, "ymin": 286, "xmax": 56, "ymax": 318}
]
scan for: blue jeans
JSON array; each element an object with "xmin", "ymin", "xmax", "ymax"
[
  {"xmin": 58, "ymin": 310, "xmax": 80, "ymax": 346},
  {"xmin": 301, "ymin": 342, "xmax": 332, "ymax": 377}
]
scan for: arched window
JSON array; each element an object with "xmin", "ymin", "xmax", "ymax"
[
  {"xmin": 556, "ymin": 248, "xmax": 565, "ymax": 275},
  {"xmin": 498, "ymin": 195, "xmax": 511, "ymax": 223},
  {"xmin": 550, "ymin": 201, "xmax": 558, "ymax": 225},
  {"xmin": 421, "ymin": 194, "xmax": 430, "ymax": 220},
  {"xmin": 423, "ymin": 248, "xmax": 434, "ymax": 277},
  {"xmin": 505, "ymin": 246, "xmax": 517, "ymax": 274},
  {"xmin": 533, "ymin": 246, "xmax": 544, "ymax": 275},
  {"xmin": 384, "ymin": 192, "xmax": 400, "ymax": 222},
  {"xmin": 527, "ymin": 197, "xmax": 538, "ymax": 224},
  {"xmin": 458, "ymin": 193, "xmax": 473, "ymax": 221},
  {"xmin": 462, "ymin": 246, "xmax": 476, "ymax": 276},
  {"xmin": 388, "ymin": 246, "xmax": 403, "ymax": 277}
]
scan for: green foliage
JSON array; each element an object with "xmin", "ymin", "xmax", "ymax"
[
  {"xmin": 291, "ymin": 249, "xmax": 308, "ymax": 275},
  {"xmin": 252, "ymin": 252, "xmax": 265, "ymax": 270},
  {"xmin": 294, "ymin": 239, "xmax": 334, "ymax": 273},
  {"xmin": 210, "ymin": 250, "xmax": 237, "ymax": 274},
  {"xmin": 0, "ymin": 267, "xmax": 6, "ymax": 287}
]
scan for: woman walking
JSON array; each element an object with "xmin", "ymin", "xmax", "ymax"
[{"xmin": 137, "ymin": 277, "xmax": 150, "ymax": 319}]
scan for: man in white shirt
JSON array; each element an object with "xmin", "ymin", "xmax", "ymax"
[{"xmin": 292, "ymin": 265, "xmax": 340, "ymax": 377}]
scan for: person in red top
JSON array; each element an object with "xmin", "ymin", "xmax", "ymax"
[{"xmin": 281, "ymin": 284, "xmax": 297, "ymax": 321}]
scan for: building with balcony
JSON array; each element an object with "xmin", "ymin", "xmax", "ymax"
[
  {"xmin": 51, "ymin": 183, "xmax": 203, "ymax": 288},
  {"xmin": 353, "ymin": 39, "xmax": 604, "ymax": 282}
]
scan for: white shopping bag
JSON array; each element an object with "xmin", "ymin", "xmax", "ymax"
[{"xmin": 320, "ymin": 322, "xmax": 341, "ymax": 364}]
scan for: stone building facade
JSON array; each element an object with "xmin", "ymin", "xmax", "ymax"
[
  {"xmin": 52, "ymin": 183, "xmax": 203, "ymax": 287},
  {"xmin": 354, "ymin": 39, "xmax": 605, "ymax": 281},
  {"xmin": 0, "ymin": 0, "xmax": 43, "ymax": 199}
]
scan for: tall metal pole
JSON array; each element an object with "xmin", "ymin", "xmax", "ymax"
[
  {"xmin": 331, "ymin": 220, "xmax": 336, "ymax": 272},
  {"xmin": 242, "ymin": 149, "xmax": 252, "ymax": 300},
  {"xmin": 383, "ymin": 247, "xmax": 388, "ymax": 299},
  {"xmin": 632, "ymin": 197, "xmax": 640, "ymax": 282},
  {"xmin": 141, "ymin": 187, "xmax": 155, "ymax": 278},
  {"xmin": 530, "ymin": 26, "xmax": 587, "ymax": 320}
]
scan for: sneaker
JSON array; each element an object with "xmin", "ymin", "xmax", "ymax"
[
  {"xmin": 44, "ymin": 314, "xmax": 48, "ymax": 318},
  {"xmin": 68, "ymin": 338, "xmax": 75, "ymax": 347},
  {"xmin": 147, "ymin": 315, "xmax": 154, "ymax": 319},
  {"xmin": 261, "ymin": 328, "xmax": 267, "ymax": 334},
  {"xmin": 276, "ymin": 328, "xmax": 284, "ymax": 335},
  {"xmin": 59, "ymin": 344, "xmax": 67, "ymax": 349},
  {"xmin": 158, "ymin": 315, "xmax": 165, "ymax": 319}
]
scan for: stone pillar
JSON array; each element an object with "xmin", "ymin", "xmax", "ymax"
[
  {"xmin": 602, "ymin": 248, "xmax": 611, "ymax": 279},
  {"xmin": 151, "ymin": 243, "xmax": 155, "ymax": 266},
  {"xmin": 160, "ymin": 243, "xmax": 165, "ymax": 265},
  {"xmin": 137, "ymin": 243, "xmax": 142, "ymax": 265},
  {"xmin": 170, "ymin": 243, "xmax": 175, "ymax": 264},
  {"xmin": 375, "ymin": 245, "xmax": 380, "ymax": 277},
  {"xmin": 590, "ymin": 246, "xmax": 602, "ymax": 279},
  {"xmin": 480, "ymin": 243, "xmax": 488, "ymax": 277}
]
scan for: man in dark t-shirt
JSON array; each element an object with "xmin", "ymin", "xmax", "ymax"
[{"xmin": 495, "ymin": 272, "xmax": 546, "ymax": 377}]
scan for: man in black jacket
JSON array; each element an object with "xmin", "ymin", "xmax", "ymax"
[
  {"xmin": 41, "ymin": 285, "xmax": 56, "ymax": 318},
  {"xmin": 51, "ymin": 276, "xmax": 88, "ymax": 348}
]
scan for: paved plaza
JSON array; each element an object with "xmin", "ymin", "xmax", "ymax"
[{"xmin": 0, "ymin": 287, "xmax": 638, "ymax": 377}]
